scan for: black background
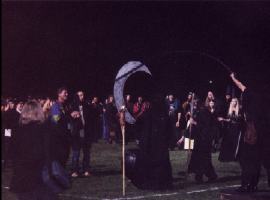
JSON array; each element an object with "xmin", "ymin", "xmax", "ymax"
[{"xmin": 2, "ymin": 1, "xmax": 270, "ymax": 101}]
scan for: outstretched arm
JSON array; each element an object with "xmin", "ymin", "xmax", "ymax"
[{"xmin": 230, "ymin": 73, "xmax": 247, "ymax": 92}]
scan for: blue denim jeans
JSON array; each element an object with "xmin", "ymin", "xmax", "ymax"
[{"xmin": 102, "ymin": 114, "xmax": 109, "ymax": 140}]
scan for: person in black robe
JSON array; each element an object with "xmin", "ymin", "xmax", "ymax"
[
  {"xmin": 204, "ymin": 91, "xmax": 223, "ymax": 151},
  {"xmin": 230, "ymin": 73, "xmax": 262, "ymax": 192},
  {"xmin": 90, "ymin": 97, "xmax": 103, "ymax": 142},
  {"xmin": 2, "ymin": 99, "xmax": 20, "ymax": 167},
  {"xmin": 218, "ymin": 98, "xmax": 242, "ymax": 162},
  {"xmin": 188, "ymin": 100, "xmax": 218, "ymax": 183},
  {"xmin": 261, "ymin": 94, "xmax": 270, "ymax": 187},
  {"xmin": 126, "ymin": 93, "xmax": 173, "ymax": 190},
  {"xmin": 105, "ymin": 95, "xmax": 119, "ymax": 144}
]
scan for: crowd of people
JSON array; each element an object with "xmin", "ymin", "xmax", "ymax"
[{"xmin": 1, "ymin": 73, "xmax": 270, "ymax": 199}]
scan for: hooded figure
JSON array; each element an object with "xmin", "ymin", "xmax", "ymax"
[{"xmin": 125, "ymin": 92, "xmax": 173, "ymax": 190}]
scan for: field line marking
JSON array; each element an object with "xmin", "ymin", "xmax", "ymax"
[
  {"xmin": 106, "ymin": 192, "xmax": 179, "ymax": 200},
  {"xmin": 58, "ymin": 184, "xmax": 241, "ymax": 200},
  {"xmin": 4, "ymin": 181, "xmax": 267, "ymax": 199},
  {"xmin": 59, "ymin": 193, "xmax": 99, "ymax": 199},
  {"xmin": 186, "ymin": 184, "xmax": 240, "ymax": 194}
]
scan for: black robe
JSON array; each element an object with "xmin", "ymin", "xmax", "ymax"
[
  {"xmin": 238, "ymin": 89, "xmax": 262, "ymax": 187},
  {"xmin": 127, "ymin": 99, "xmax": 172, "ymax": 190},
  {"xmin": 188, "ymin": 108, "xmax": 218, "ymax": 178},
  {"xmin": 219, "ymin": 112, "xmax": 242, "ymax": 162}
]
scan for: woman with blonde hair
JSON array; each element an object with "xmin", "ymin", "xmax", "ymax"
[
  {"xmin": 9, "ymin": 100, "xmax": 58, "ymax": 200},
  {"xmin": 228, "ymin": 98, "xmax": 240, "ymax": 117},
  {"xmin": 218, "ymin": 98, "xmax": 243, "ymax": 162}
]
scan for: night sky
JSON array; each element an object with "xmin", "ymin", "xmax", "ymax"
[{"xmin": 2, "ymin": 1, "xmax": 270, "ymax": 101}]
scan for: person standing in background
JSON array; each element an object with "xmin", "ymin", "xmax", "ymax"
[
  {"xmin": 166, "ymin": 94, "xmax": 182, "ymax": 150},
  {"xmin": 50, "ymin": 87, "xmax": 72, "ymax": 167},
  {"xmin": 70, "ymin": 91, "xmax": 92, "ymax": 177}
]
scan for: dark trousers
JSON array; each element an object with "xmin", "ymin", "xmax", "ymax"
[
  {"xmin": 71, "ymin": 136, "xmax": 91, "ymax": 173},
  {"xmin": 51, "ymin": 131, "xmax": 71, "ymax": 168},
  {"xmin": 16, "ymin": 185, "xmax": 58, "ymax": 200},
  {"xmin": 56, "ymin": 140, "xmax": 70, "ymax": 168},
  {"xmin": 2, "ymin": 135, "xmax": 12, "ymax": 167}
]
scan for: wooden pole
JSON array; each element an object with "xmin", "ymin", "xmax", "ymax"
[
  {"xmin": 119, "ymin": 108, "xmax": 126, "ymax": 196},
  {"xmin": 122, "ymin": 125, "xmax": 126, "ymax": 196}
]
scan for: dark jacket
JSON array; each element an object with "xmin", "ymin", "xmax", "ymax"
[
  {"xmin": 3, "ymin": 109, "xmax": 20, "ymax": 130},
  {"xmin": 70, "ymin": 101, "xmax": 91, "ymax": 139},
  {"xmin": 10, "ymin": 122, "xmax": 51, "ymax": 193}
]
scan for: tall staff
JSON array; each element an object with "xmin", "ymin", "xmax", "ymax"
[
  {"xmin": 119, "ymin": 106, "xmax": 126, "ymax": 196},
  {"xmin": 113, "ymin": 61, "xmax": 152, "ymax": 196},
  {"xmin": 185, "ymin": 93, "xmax": 195, "ymax": 180}
]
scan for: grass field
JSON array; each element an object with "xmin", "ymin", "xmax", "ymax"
[{"xmin": 2, "ymin": 140, "xmax": 269, "ymax": 200}]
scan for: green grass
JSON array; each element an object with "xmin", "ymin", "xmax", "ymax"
[{"xmin": 2, "ymin": 140, "xmax": 269, "ymax": 200}]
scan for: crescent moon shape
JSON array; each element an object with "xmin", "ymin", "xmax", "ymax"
[{"xmin": 113, "ymin": 61, "xmax": 152, "ymax": 124}]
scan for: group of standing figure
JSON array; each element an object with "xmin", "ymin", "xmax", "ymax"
[
  {"xmin": 124, "ymin": 73, "xmax": 270, "ymax": 192},
  {"xmin": 175, "ymin": 73, "xmax": 270, "ymax": 192},
  {"xmin": 2, "ymin": 72, "xmax": 270, "ymax": 199}
]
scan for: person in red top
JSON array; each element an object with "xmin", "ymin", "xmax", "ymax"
[{"xmin": 133, "ymin": 96, "xmax": 150, "ymax": 144}]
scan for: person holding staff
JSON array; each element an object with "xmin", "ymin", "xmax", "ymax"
[{"xmin": 230, "ymin": 73, "xmax": 261, "ymax": 192}]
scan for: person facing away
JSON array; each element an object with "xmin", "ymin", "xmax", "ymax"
[{"xmin": 9, "ymin": 100, "xmax": 58, "ymax": 200}]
